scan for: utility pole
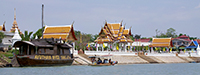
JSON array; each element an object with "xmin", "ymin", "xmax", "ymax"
[{"xmin": 41, "ymin": 4, "xmax": 44, "ymax": 38}]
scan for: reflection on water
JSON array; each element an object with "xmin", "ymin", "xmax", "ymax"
[{"xmin": 1, "ymin": 63, "xmax": 200, "ymax": 75}]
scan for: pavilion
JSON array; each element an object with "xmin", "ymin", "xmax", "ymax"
[
  {"xmin": 149, "ymin": 38, "xmax": 173, "ymax": 52},
  {"xmin": 94, "ymin": 21, "xmax": 133, "ymax": 52},
  {"xmin": 43, "ymin": 23, "xmax": 77, "ymax": 51}
]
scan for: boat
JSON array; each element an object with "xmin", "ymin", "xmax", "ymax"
[
  {"xmin": 88, "ymin": 55, "xmax": 118, "ymax": 66},
  {"xmin": 12, "ymin": 38, "xmax": 75, "ymax": 67}
]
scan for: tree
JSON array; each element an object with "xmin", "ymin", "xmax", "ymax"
[
  {"xmin": 0, "ymin": 32, "xmax": 5, "ymax": 43},
  {"xmin": 166, "ymin": 28, "xmax": 176, "ymax": 37},
  {"xmin": 134, "ymin": 34, "xmax": 141, "ymax": 39},
  {"xmin": 32, "ymin": 27, "xmax": 44, "ymax": 39},
  {"xmin": 155, "ymin": 28, "xmax": 177, "ymax": 38},
  {"xmin": 178, "ymin": 33, "xmax": 183, "ymax": 37},
  {"xmin": 20, "ymin": 31, "xmax": 33, "ymax": 41}
]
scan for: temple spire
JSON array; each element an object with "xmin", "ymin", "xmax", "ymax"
[
  {"xmin": 14, "ymin": 8, "xmax": 16, "ymax": 20},
  {"xmin": 10, "ymin": 8, "xmax": 21, "ymax": 33}
]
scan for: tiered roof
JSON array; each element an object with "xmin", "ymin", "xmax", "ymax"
[
  {"xmin": 43, "ymin": 24, "xmax": 77, "ymax": 41},
  {"xmin": 95, "ymin": 21, "xmax": 133, "ymax": 44},
  {"xmin": 150, "ymin": 38, "xmax": 173, "ymax": 47},
  {"xmin": 0, "ymin": 22, "xmax": 6, "ymax": 31},
  {"xmin": 10, "ymin": 8, "xmax": 22, "ymax": 33}
]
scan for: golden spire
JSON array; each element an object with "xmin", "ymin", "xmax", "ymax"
[
  {"xmin": 14, "ymin": 8, "xmax": 16, "ymax": 20},
  {"xmin": 10, "ymin": 8, "xmax": 20, "ymax": 33}
]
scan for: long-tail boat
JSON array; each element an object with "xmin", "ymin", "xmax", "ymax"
[{"xmin": 12, "ymin": 38, "xmax": 74, "ymax": 67}]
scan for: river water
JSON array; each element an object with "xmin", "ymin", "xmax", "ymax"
[{"xmin": 1, "ymin": 63, "xmax": 200, "ymax": 75}]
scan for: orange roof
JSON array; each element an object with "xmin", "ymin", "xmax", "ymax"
[
  {"xmin": 43, "ymin": 25, "xmax": 77, "ymax": 41},
  {"xmin": 95, "ymin": 21, "xmax": 133, "ymax": 43},
  {"xmin": 123, "ymin": 29, "xmax": 129, "ymax": 35},
  {"xmin": 0, "ymin": 25, "xmax": 2, "ymax": 31},
  {"xmin": 107, "ymin": 23, "xmax": 120, "ymax": 29},
  {"xmin": 150, "ymin": 38, "xmax": 172, "ymax": 47}
]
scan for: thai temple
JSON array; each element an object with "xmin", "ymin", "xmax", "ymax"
[
  {"xmin": 94, "ymin": 21, "xmax": 133, "ymax": 52},
  {"xmin": 0, "ymin": 8, "xmax": 21, "ymax": 51},
  {"xmin": 42, "ymin": 23, "xmax": 77, "ymax": 50},
  {"xmin": 10, "ymin": 8, "xmax": 22, "ymax": 34}
]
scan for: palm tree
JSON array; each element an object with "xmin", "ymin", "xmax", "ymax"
[
  {"xmin": 0, "ymin": 32, "xmax": 5, "ymax": 43},
  {"xmin": 20, "ymin": 31, "xmax": 33, "ymax": 41}
]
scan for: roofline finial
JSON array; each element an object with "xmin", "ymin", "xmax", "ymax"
[
  {"xmin": 14, "ymin": 8, "xmax": 16, "ymax": 20},
  {"xmin": 124, "ymin": 23, "xmax": 126, "ymax": 29},
  {"xmin": 71, "ymin": 21, "xmax": 75, "ymax": 26},
  {"xmin": 129, "ymin": 26, "xmax": 132, "ymax": 30},
  {"xmin": 3, "ymin": 21, "xmax": 6, "ymax": 31}
]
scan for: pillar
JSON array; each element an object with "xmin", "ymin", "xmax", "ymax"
[
  {"xmin": 96, "ymin": 43, "xmax": 98, "ymax": 51},
  {"xmin": 107, "ymin": 43, "xmax": 109, "ymax": 51},
  {"xmin": 119, "ymin": 43, "xmax": 121, "ymax": 52},
  {"xmin": 72, "ymin": 41, "xmax": 75, "ymax": 54},
  {"xmin": 102, "ymin": 43, "xmax": 104, "ymax": 51},
  {"xmin": 21, "ymin": 46, "xmax": 23, "ymax": 55},
  {"xmin": 124, "ymin": 43, "xmax": 127, "ymax": 52},
  {"xmin": 130, "ymin": 43, "xmax": 132, "ymax": 51},
  {"xmin": 27, "ymin": 45, "xmax": 29, "ymax": 55},
  {"xmin": 15, "ymin": 46, "xmax": 17, "ymax": 55},
  {"xmin": 35, "ymin": 46, "xmax": 38, "ymax": 54}
]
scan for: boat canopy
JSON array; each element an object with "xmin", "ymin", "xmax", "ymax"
[
  {"xmin": 88, "ymin": 55, "xmax": 113, "ymax": 58},
  {"xmin": 13, "ymin": 38, "xmax": 72, "ymax": 48}
]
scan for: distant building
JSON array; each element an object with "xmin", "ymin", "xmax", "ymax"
[
  {"xmin": 43, "ymin": 24, "xmax": 77, "ymax": 41},
  {"xmin": 0, "ymin": 8, "xmax": 21, "ymax": 51},
  {"xmin": 10, "ymin": 8, "xmax": 22, "ymax": 34},
  {"xmin": 150, "ymin": 38, "xmax": 173, "ymax": 48},
  {"xmin": 185, "ymin": 40, "xmax": 199, "ymax": 51},
  {"xmin": 43, "ymin": 24, "xmax": 78, "ymax": 51},
  {"xmin": 132, "ymin": 39, "xmax": 151, "ymax": 46},
  {"xmin": 94, "ymin": 21, "xmax": 133, "ymax": 51},
  {"xmin": 0, "ymin": 23, "xmax": 14, "ymax": 51},
  {"xmin": 172, "ymin": 35, "xmax": 191, "ymax": 50}
]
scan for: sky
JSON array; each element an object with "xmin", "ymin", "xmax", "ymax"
[{"xmin": 0, "ymin": 0, "xmax": 200, "ymax": 38}]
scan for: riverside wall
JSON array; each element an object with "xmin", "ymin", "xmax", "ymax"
[{"xmin": 73, "ymin": 52, "xmax": 200, "ymax": 65}]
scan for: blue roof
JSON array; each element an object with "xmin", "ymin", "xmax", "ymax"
[
  {"xmin": 193, "ymin": 41, "xmax": 198, "ymax": 46},
  {"xmin": 185, "ymin": 46, "xmax": 197, "ymax": 49},
  {"xmin": 186, "ymin": 41, "xmax": 199, "ymax": 49}
]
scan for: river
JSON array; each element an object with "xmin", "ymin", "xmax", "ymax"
[{"xmin": 1, "ymin": 63, "xmax": 200, "ymax": 75}]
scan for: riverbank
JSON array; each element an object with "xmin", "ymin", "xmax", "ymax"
[
  {"xmin": 1, "ymin": 53, "xmax": 200, "ymax": 67},
  {"xmin": 72, "ymin": 53, "xmax": 200, "ymax": 65}
]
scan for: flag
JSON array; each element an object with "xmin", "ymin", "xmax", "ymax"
[
  {"xmin": 116, "ymin": 46, "xmax": 119, "ymax": 50},
  {"xmin": 155, "ymin": 47, "xmax": 158, "ymax": 50},
  {"xmin": 146, "ymin": 46, "xmax": 148, "ymax": 50},
  {"xmin": 95, "ymin": 43, "xmax": 97, "ymax": 48},
  {"xmin": 163, "ymin": 47, "xmax": 165, "ymax": 51},
  {"xmin": 170, "ymin": 47, "xmax": 172, "ymax": 52},
  {"xmin": 88, "ymin": 43, "xmax": 90, "ymax": 47},
  {"xmin": 103, "ymin": 43, "xmax": 105, "ymax": 48}
]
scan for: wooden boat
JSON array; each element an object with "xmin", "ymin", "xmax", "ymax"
[
  {"xmin": 12, "ymin": 38, "xmax": 75, "ymax": 67},
  {"xmin": 88, "ymin": 55, "xmax": 118, "ymax": 66},
  {"xmin": 89, "ymin": 63, "xmax": 112, "ymax": 66}
]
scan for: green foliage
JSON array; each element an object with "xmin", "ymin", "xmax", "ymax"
[
  {"xmin": 0, "ymin": 32, "xmax": 5, "ymax": 43},
  {"xmin": 32, "ymin": 27, "xmax": 44, "ymax": 39},
  {"xmin": 134, "ymin": 34, "xmax": 141, "ymax": 39},
  {"xmin": 155, "ymin": 28, "xmax": 177, "ymax": 38},
  {"xmin": 74, "ymin": 30, "xmax": 98, "ymax": 50},
  {"xmin": 20, "ymin": 31, "xmax": 33, "ymax": 41}
]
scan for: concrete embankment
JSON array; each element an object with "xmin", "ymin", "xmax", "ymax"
[{"xmin": 73, "ymin": 54, "xmax": 198, "ymax": 65}]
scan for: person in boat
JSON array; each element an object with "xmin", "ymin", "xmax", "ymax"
[
  {"xmin": 109, "ymin": 59, "xmax": 113, "ymax": 64},
  {"xmin": 109, "ymin": 59, "xmax": 118, "ymax": 65},
  {"xmin": 103, "ymin": 59, "xmax": 109, "ymax": 63},
  {"xmin": 97, "ymin": 58, "xmax": 102, "ymax": 64}
]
